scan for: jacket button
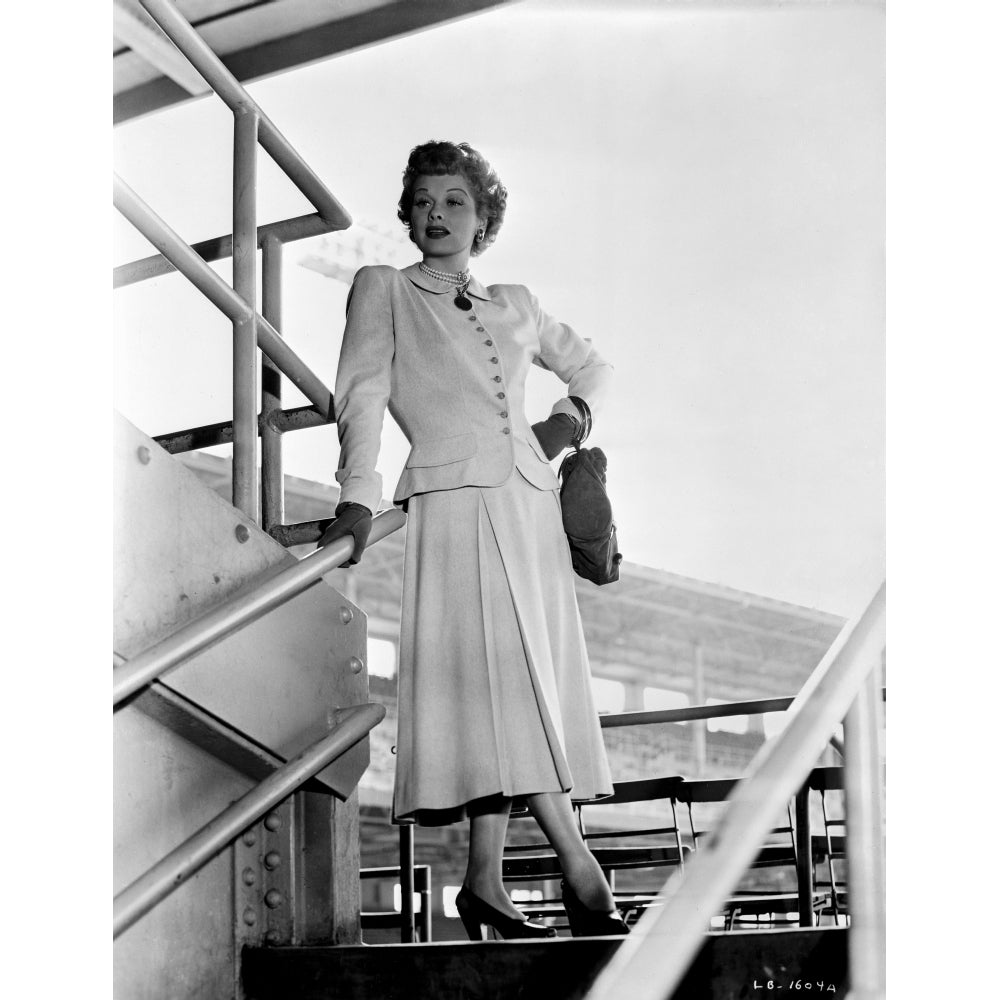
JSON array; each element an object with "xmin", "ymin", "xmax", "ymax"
[
  {"xmin": 484, "ymin": 338, "xmax": 492, "ymax": 345},
  {"xmin": 499, "ymin": 411, "xmax": 508, "ymax": 418},
  {"xmin": 468, "ymin": 315, "xmax": 477, "ymax": 321},
  {"xmin": 490, "ymin": 357, "xmax": 498, "ymax": 364},
  {"xmin": 493, "ymin": 375, "xmax": 502, "ymax": 383},
  {"xmin": 478, "ymin": 328, "xmax": 486, "ymax": 333},
  {"xmin": 502, "ymin": 428, "xmax": 510, "ymax": 435},
  {"xmin": 496, "ymin": 392, "xmax": 505, "ymax": 399}
]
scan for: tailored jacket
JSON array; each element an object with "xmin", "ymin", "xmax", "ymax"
[{"xmin": 334, "ymin": 263, "xmax": 613, "ymax": 514}]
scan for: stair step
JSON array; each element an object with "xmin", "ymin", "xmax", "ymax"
[{"xmin": 242, "ymin": 927, "xmax": 848, "ymax": 1000}]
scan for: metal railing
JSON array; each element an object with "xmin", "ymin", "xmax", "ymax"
[
  {"xmin": 115, "ymin": 0, "xmax": 352, "ymax": 528},
  {"xmin": 113, "ymin": 4, "xmax": 412, "ymax": 949},
  {"xmin": 113, "ymin": 507, "xmax": 405, "ymax": 706},
  {"xmin": 584, "ymin": 581, "xmax": 885, "ymax": 1000},
  {"xmin": 113, "ymin": 702, "xmax": 385, "ymax": 938}
]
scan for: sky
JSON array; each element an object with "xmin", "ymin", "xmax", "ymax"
[{"xmin": 113, "ymin": 0, "xmax": 885, "ymax": 617}]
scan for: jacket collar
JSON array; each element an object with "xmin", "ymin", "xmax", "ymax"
[{"xmin": 401, "ymin": 262, "xmax": 491, "ymax": 301}]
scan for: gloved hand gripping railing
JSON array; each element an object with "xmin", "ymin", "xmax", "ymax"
[{"xmin": 112, "ymin": 508, "xmax": 406, "ymax": 707}]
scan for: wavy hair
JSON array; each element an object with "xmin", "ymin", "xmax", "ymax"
[{"xmin": 397, "ymin": 140, "xmax": 507, "ymax": 256}]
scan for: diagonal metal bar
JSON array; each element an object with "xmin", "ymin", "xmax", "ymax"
[
  {"xmin": 114, "ymin": 213, "xmax": 332, "ymax": 289},
  {"xmin": 113, "ymin": 702, "xmax": 385, "ymax": 938},
  {"xmin": 599, "ymin": 688, "xmax": 885, "ymax": 729},
  {"xmin": 112, "ymin": 508, "xmax": 406, "ymax": 707},
  {"xmin": 113, "ymin": 174, "xmax": 335, "ymax": 418},
  {"xmin": 138, "ymin": 0, "xmax": 351, "ymax": 230},
  {"xmin": 152, "ymin": 405, "xmax": 334, "ymax": 455},
  {"xmin": 113, "ymin": 0, "xmax": 208, "ymax": 96},
  {"xmin": 584, "ymin": 581, "xmax": 885, "ymax": 1000}
]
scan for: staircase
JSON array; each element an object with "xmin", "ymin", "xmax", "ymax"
[{"xmin": 114, "ymin": 413, "xmax": 375, "ymax": 997}]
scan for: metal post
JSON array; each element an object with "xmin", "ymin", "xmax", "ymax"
[
  {"xmin": 692, "ymin": 643, "xmax": 706, "ymax": 777},
  {"xmin": 418, "ymin": 868, "xmax": 433, "ymax": 942},
  {"xmin": 399, "ymin": 824, "xmax": 415, "ymax": 943},
  {"xmin": 844, "ymin": 662, "xmax": 886, "ymax": 999},
  {"xmin": 261, "ymin": 237, "xmax": 284, "ymax": 531},
  {"xmin": 233, "ymin": 107, "xmax": 260, "ymax": 520},
  {"xmin": 794, "ymin": 783, "xmax": 814, "ymax": 927}
]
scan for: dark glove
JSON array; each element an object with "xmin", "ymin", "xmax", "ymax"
[
  {"xmin": 318, "ymin": 502, "xmax": 373, "ymax": 567},
  {"xmin": 530, "ymin": 413, "xmax": 579, "ymax": 461}
]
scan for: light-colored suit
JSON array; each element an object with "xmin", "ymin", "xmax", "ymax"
[{"xmin": 334, "ymin": 263, "xmax": 613, "ymax": 512}]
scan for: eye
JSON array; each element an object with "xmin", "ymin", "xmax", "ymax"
[{"xmin": 448, "ymin": 198, "xmax": 464, "ymax": 206}]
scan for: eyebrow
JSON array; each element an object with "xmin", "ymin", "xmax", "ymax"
[{"xmin": 414, "ymin": 187, "xmax": 470, "ymax": 195}]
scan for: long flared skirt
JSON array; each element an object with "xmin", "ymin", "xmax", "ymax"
[{"xmin": 392, "ymin": 469, "xmax": 613, "ymax": 826}]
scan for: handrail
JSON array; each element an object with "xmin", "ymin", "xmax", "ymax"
[
  {"xmin": 112, "ymin": 508, "xmax": 407, "ymax": 707},
  {"xmin": 113, "ymin": 702, "xmax": 385, "ymax": 938},
  {"xmin": 584, "ymin": 581, "xmax": 885, "ymax": 1000},
  {"xmin": 113, "ymin": 174, "xmax": 336, "ymax": 420},
  {"xmin": 600, "ymin": 687, "xmax": 887, "ymax": 729},
  {"xmin": 137, "ymin": 0, "xmax": 351, "ymax": 231},
  {"xmin": 602, "ymin": 695, "xmax": 793, "ymax": 729},
  {"xmin": 118, "ymin": 0, "xmax": 353, "ymax": 520},
  {"xmin": 114, "ymin": 212, "xmax": 334, "ymax": 288},
  {"xmin": 152, "ymin": 404, "xmax": 333, "ymax": 456}
]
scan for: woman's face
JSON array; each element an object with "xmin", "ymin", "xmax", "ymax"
[{"xmin": 410, "ymin": 173, "xmax": 484, "ymax": 265}]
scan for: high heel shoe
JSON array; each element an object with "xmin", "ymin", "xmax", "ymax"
[
  {"xmin": 455, "ymin": 885, "xmax": 557, "ymax": 941},
  {"xmin": 560, "ymin": 879, "xmax": 630, "ymax": 937}
]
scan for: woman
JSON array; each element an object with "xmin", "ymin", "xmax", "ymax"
[{"xmin": 321, "ymin": 140, "xmax": 626, "ymax": 939}]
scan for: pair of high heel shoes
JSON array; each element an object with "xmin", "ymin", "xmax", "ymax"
[{"xmin": 455, "ymin": 883, "xmax": 629, "ymax": 941}]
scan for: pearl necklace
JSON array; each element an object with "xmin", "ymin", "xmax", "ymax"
[{"xmin": 419, "ymin": 261, "xmax": 471, "ymax": 285}]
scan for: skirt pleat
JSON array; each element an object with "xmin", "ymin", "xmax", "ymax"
[{"xmin": 392, "ymin": 471, "xmax": 613, "ymax": 826}]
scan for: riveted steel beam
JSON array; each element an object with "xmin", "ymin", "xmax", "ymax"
[{"xmin": 114, "ymin": 702, "xmax": 385, "ymax": 938}]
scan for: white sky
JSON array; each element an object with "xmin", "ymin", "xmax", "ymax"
[{"xmin": 113, "ymin": 0, "xmax": 885, "ymax": 616}]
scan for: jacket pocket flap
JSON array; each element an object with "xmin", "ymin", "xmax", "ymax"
[{"xmin": 405, "ymin": 432, "xmax": 477, "ymax": 468}]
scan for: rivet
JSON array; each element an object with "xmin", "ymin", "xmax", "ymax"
[
  {"xmin": 243, "ymin": 907, "xmax": 257, "ymax": 926},
  {"xmin": 235, "ymin": 524, "xmax": 250, "ymax": 543},
  {"xmin": 242, "ymin": 830, "xmax": 257, "ymax": 847},
  {"xmin": 264, "ymin": 812, "xmax": 281, "ymax": 832},
  {"xmin": 264, "ymin": 889, "xmax": 284, "ymax": 909},
  {"xmin": 349, "ymin": 656, "xmax": 364, "ymax": 675},
  {"xmin": 136, "ymin": 446, "xmax": 151, "ymax": 465},
  {"xmin": 264, "ymin": 929, "xmax": 282, "ymax": 945},
  {"xmin": 242, "ymin": 867, "xmax": 257, "ymax": 886},
  {"xmin": 264, "ymin": 851, "xmax": 281, "ymax": 871},
  {"xmin": 339, "ymin": 606, "xmax": 354, "ymax": 624}
]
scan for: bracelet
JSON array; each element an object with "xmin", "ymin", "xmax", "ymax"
[{"xmin": 568, "ymin": 396, "xmax": 592, "ymax": 446}]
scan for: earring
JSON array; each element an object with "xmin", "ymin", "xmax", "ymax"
[{"xmin": 475, "ymin": 228, "xmax": 486, "ymax": 242}]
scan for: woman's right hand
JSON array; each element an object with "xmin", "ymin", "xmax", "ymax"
[{"xmin": 318, "ymin": 502, "xmax": 373, "ymax": 567}]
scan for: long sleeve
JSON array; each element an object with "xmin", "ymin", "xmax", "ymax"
[
  {"xmin": 528, "ymin": 291, "xmax": 614, "ymax": 420},
  {"xmin": 334, "ymin": 266, "xmax": 394, "ymax": 513}
]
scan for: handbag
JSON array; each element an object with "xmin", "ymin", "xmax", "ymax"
[{"xmin": 557, "ymin": 397, "xmax": 622, "ymax": 586}]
